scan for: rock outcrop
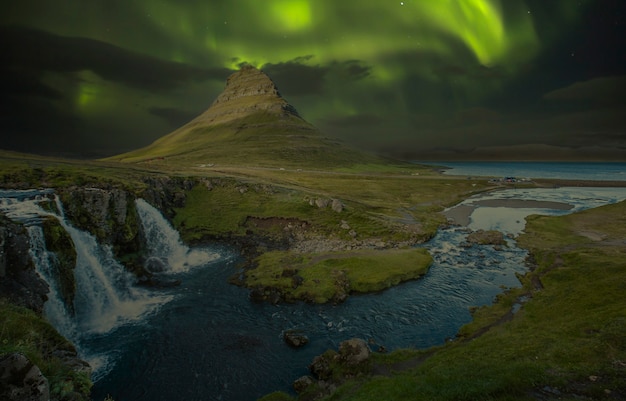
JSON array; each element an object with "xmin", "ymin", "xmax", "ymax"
[
  {"xmin": 196, "ymin": 64, "xmax": 302, "ymax": 126},
  {"xmin": 140, "ymin": 177, "xmax": 195, "ymax": 220},
  {"xmin": 466, "ymin": 229, "xmax": 507, "ymax": 246},
  {"xmin": 0, "ymin": 215, "xmax": 48, "ymax": 313},
  {"xmin": 283, "ymin": 329, "xmax": 309, "ymax": 348},
  {"xmin": 58, "ymin": 187, "xmax": 143, "ymax": 263},
  {"xmin": 41, "ymin": 217, "xmax": 77, "ymax": 313},
  {"xmin": 0, "ymin": 353, "xmax": 49, "ymax": 401},
  {"xmin": 296, "ymin": 338, "xmax": 372, "ymax": 399}
]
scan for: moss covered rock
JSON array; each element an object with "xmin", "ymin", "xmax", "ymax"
[{"xmin": 41, "ymin": 217, "xmax": 77, "ymax": 312}]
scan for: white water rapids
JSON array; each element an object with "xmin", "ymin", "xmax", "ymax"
[{"xmin": 0, "ymin": 191, "xmax": 220, "ymax": 379}]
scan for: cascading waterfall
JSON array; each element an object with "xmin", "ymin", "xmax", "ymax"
[
  {"xmin": 135, "ymin": 198, "xmax": 218, "ymax": 273},
  {"xmin": 60, "ymin": 220, "xmax": 166, "ymax": 335},
  {"xmin": 1, "ymin": 191, "xmax": 196, "ymax": 375},
  {"xmin": 1, "ymin": 190, "xmax": 225, "ymax": 381},
  {"xmin": 27, "ymin": 225, "xmax": 77, "ymax": 339}
]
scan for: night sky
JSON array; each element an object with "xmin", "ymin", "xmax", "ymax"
[{"xmin": 2, "ymin": 0, "xmax": 626, "ymax": 160}]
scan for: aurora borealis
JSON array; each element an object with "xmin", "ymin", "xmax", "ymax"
[{"xmin": 2, "ymin": 0, "xmax": 625, "ymax": 159}]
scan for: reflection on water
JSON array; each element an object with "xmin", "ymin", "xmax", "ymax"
[{"xmin": 449, "ymin": 187, "xmax": 626, "ymax": 234}]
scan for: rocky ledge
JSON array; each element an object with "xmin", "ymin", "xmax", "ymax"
[{"xmin": 293, "ymin": 338, "xmax": 373, "ymax": 400}]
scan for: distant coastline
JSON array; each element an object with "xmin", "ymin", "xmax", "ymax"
[{"xmin": 419, "ymin": 161, "xmax": 626, "ymax": 182}]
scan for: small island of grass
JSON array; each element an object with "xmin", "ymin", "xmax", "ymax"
[{"xmin": 244, "ymin": 247, "xmax": 432, "ymax": 304}]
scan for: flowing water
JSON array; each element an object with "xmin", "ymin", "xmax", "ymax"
[{"xmin": 2, "ymin": 177, "xmax": 626, "ymax": 401}]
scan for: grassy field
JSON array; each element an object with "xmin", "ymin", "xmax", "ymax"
[
  {"xmin": 246, "ymin": 248, "xmax": 432, "ymax": 303},
  {"xmin": 171, "ymin": 167, "xmax": 489, "ymax": 242},
  {"xmin": 259, "ymin": 199, "xmax": 626, "ymax": 400}
]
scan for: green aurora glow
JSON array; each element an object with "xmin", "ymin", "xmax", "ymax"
[{"xmin": 2, "ymin": 0, "xmax": 625, "ymax": 159}]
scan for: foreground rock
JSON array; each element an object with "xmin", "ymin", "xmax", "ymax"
[
  {"xmin": 295, "ymin": 338, "xmax": 371, "ymax": 399},
  {"xmin": 0, "ymin": 353, "xmax": 49, "ymax": 401},
  {"xmin": 283, "ymin": 329, "xmax": 309, "ymax": 348},
  {"xmin": 0, "ymin": 215, "xmax": 48, "ymax": 312},
  {"xmin": 466, "ymin": 229, "xmax": 506, "ymax": 246}
]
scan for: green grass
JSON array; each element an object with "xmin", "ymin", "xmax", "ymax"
[
  {"xmin": 265, "ymin": 200, "xmax": 626, "ymax": 400},
  {"xmin": 108, "ymin": 110, "xmax": 386, "ymax": 169},
  {"xmin": 0, "ymin": 150, "xmax": 151, "ymax": 191},
  {"xmin": 0, "ymin": 300, "xmax": 92, "ymax": 400},
  {"xmin": 246, "ymin": 248, "xmax": 432, "ymax": 303},
  {"xmin": 169, "ymin": 168, "xmax": 489, "ymax": 246}
]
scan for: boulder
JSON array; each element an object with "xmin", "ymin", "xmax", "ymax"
[
  {"xmin": 338, "ymin": 338, "xmax": 371, "ymax": 366},
  {"xmin": 293, "ymin": 375, "xmax": 315, "ymax": 393},
  {"xmin": 309, "ymin": 350, "xmax": 337, "ymax": 380},
  {"xmin": 466, "ymin": 229, "xmax": 507, "ymax": 246},
  {"xmin": 144, "ymin": 256, "xmax": 168, "ymax": 273},
  {"xmin": 331, "ymin": 199, "xmax": 344, "ymax": 213},
  {"xmin": 0, "ymin": 353, "xmax": 49, "ymax": 401},
  {"xmin": 283, "ymin": 329, "xmax": 309, "ymax": 348},
  {"xmin": 0, "ymin": 216, "xmax": 49, "ymax": 313},
  {"xmin": 315, "ymin": 198, "xmax": 330, "ymax": 209}
]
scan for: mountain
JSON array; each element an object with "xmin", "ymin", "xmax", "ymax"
[{"xmin": 109, "ymin": 65, "xmax": 385, "ymax": 168}]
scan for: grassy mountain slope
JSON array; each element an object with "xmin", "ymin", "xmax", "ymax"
[{"xmin": 108, "ymin": 66, "xmax": 388, "ymax": 169}]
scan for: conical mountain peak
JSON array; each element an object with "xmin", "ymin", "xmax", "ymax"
[
  {"xmin": 191, "ymin": 65, "xmax": 301, "ymax": 126},
  {"xmin": 109, "ymin": 66, "xmax": 385, "ymax": 168}
]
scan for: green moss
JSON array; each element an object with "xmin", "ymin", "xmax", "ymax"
[
  {"xmin": 246, "ymin": 248, "xmax": 432, "ymax": 303},
  {"xmin": 257, "ymin": 392, "xmax": 295, "ymax": 401},
  {"xmin": 41, "ymin": 217, "xmax": 77, "ymax": 311},
  {"xmin": 0, "ymin": 300, "xmax": 92, "ymax": 400}
]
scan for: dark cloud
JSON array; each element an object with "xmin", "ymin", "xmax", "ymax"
[
  {"xmin": 322, "ymin": 113, "xmax": 385, "ymax": 128},
  {"xmin": 329, "ymin": 60, "xmax": 372, "ymax": 81},
  {"xmin": 261, "ymin": 56, "xmax": 329, "ymax": 96},
  {"xmin": 543, "ymin": 76, "xmax": 626, "ymax": 105},
  {"xmin": 260, "ymin": 57, "xmax": 372, "ymax": 97},
  {"xmin": 1, "ymin": 26, "xmax": 230, "ymax": 93},
  {"xmin": 148, "ymin": 107, "xmax": 199, "ymax": 127},
  {"xmin": 0, "ymin": 68, "xmax": 62, "ymax": 100},
  {"xmin": 0, "ymin": 96, "xmax": 84, "ymax": 156},
  {"xmin": 0, "ymin": 25, "xmax": 231, "ymax": 157}
]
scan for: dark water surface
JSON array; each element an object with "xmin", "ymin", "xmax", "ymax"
[{"xmin": 92, "ymin": 228, "xmax": 529, "ymax": 401}]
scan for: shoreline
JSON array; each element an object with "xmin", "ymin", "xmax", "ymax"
[
  {"xmin": 443, "ymin": 182, "xmax": 626, "ymax": 227},
  {"xmin": 444, "ymin": 199, "xmax": 576, "ymax": 227}
]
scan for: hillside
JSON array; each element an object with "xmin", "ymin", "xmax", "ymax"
[{"xmin": 109, "ymin": 65, "xmax": 387, "ymax": 168}]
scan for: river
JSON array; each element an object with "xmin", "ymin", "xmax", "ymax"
[{"xmin": 2, "ymin": 163, "xmax": 626, "ymax": 401}]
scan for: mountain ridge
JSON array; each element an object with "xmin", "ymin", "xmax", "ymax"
[{"xmin": 109, "ymin": 66, "xmax": 386, "ymax": 168}]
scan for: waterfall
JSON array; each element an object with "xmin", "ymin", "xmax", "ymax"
[
  {"xmin": 1, "ymin": 190, "xmax": 223, "ymax": 380},
  {"xmin": 27, "ymin": 225, "xmax": 76, "ymax": 339},
  {"xmin": 1, "ymin": 192, "xmax": 168, "ymax": 332},
  {"xmin": 1, "ymin": 190, "xmax": 171, "ymax": 376},
  {"xmin": 60, "ymin": 220, "xmax": 166, "ymax": 334},
  {"xmin": 135, "ymin": 198, "xmax": 218, "ymax": 273}
]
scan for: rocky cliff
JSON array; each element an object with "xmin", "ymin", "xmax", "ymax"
[
  {"xmin": 58, "ymin": 187, "xmax": 142, "ymax": 261},
  {"xmin": 0, "ymin": 215, "xmax": 48, "ymax": 312},
  {"xmin": 194, "ymin": 64, "xmax": 302, "ymax": 126}
]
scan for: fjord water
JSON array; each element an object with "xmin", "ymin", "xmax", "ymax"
[
  {"xmin": 2, "ymin": 162, "xmax": 626, "ymax": 401},
  {"xmin": 426, "ymin": 161, "xmax": 626, "ymax": 181}
]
